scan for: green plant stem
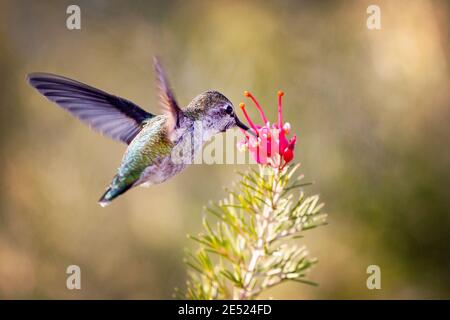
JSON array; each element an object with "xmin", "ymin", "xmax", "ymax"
[
  {"xmin": 240, "ymin": 168, "xmax": 281, "ymax": 299},
  {"xmin": 180, "ymin": 164, "xmax": 327, "ymax": 300}
]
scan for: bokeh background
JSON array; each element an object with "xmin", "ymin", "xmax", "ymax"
[{"xmin": 0, "ymin": 0, "xmax": 449, "ymax": 299}]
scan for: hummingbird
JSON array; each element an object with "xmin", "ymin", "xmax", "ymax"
[{"xmin": 27, "ymin": 58, "xmax": 250, "ymax": 207}]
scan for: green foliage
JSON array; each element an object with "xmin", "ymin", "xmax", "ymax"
[{"xmin": 179, "ymin": 164, "xmax": 327, "ymax": 299}]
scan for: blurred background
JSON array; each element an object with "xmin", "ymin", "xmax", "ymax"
[{"xmin": 0, "ymin": 0, "xmax": 449, "ymax": 299}]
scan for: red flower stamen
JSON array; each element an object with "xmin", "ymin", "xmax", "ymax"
[
  {"xmin": 277, "ymin": 90, "xmax": 284, "ymax": 128},
  {"xmin": 244, "ymin": 91, "xmax": 268, "ymax": 124},
  {"xmin": 239, "ymin": 103, "xmax": 258, "ymax": 134},
  {"xmin": 238, "ymin": 90, "xmax": 297, "ymax": 170}
]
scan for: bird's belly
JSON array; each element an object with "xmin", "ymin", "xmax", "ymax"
[{"xmin": 134, "ymin": 156, "xmax": 187, "ymax": 187}]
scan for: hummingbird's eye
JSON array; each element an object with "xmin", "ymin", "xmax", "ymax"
[{"xmin": 225, "ymin": 105, "xmax": 234, "ymax": 115}]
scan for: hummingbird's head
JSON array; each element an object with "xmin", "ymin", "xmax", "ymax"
[{"xmin": 186, "ymin": 90, "xmax": 250, "ymax": 140}]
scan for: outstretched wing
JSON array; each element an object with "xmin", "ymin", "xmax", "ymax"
[
  {"xmin": 153, "ymin": 57, "xmax": 182, "ymax": 140},
  {"xmin": 27, "ymin": 73, "xmax": 154, "ymax": 144}
]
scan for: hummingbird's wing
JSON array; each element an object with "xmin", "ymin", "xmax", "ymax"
[
  {"xmin": 27, "ymin": 73, "xmax": 154, "ymax": 144},
  {"xmin": 153, "ymin": 57, "xmax": 182, "ymax": 140}
]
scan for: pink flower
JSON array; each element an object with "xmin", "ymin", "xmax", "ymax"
[{"xmin": 238, "ymin": 90, "xmax": 297, "ymax": 169}]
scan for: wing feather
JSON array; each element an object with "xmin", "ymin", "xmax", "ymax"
[
  {"xmin": 153, "ymin": 57, "xmax": 182, "ymax": 140},
  {"xmin": 27, "ymin": 73, "xmax": 153, "ymax": 144}
]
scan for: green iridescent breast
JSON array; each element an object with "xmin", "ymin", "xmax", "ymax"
[{"xmin": 117, "ymin": 115, "xmax": 173, "ymax": 182}]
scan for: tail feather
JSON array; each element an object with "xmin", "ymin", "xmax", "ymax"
[
  {"xmin": 98, "ymin": 183, "xmax": 133, "ymax": 207},
  {"xmin": 98, "ymin": 188, "xmax": 113, "ymax": 207}
]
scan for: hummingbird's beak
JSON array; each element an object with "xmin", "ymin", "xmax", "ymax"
[{"xmin": 234, "ymin": 115, "xmax": 257, "ymax": 137}]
